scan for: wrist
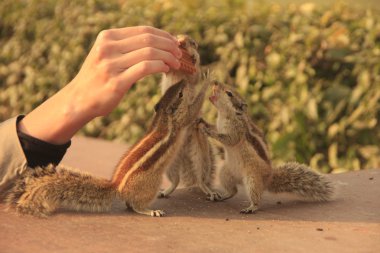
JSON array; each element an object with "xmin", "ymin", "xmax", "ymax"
[
  {"xmin": 63, "ymin": 80, "xmax": 98, "ymax": 120},
  {"xmin": 18, "ymin": 83, "xmax": 94, "ymax": 145}
]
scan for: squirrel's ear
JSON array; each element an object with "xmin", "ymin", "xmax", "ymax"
[
  {"xmin": 236, "ymin": 103, "xmax": 247, "ymax": 115},
  {"xmin": 166, "ymin": 106, "xmax": 175, "ymax": 114},
  {"xmin": 154, "ymin": 102, "xmax": 160, "ymax": 112},
  {"xmin": 240, "ymin": 103, "xmax": 248, "ymax": 111}
]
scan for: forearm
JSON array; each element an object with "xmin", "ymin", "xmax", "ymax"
[
  {"xmin": 209, "ymin": 132, "xmax": 237, "ymax": 146},
  {"xmin": 197, "ymin": 118, "xmax": 216, "ymax": 131},
  {"xmin": 202, "ymin": 126, "xmax": 240, "ymax": 146},
  {"xmin": 17, "ymin": 82, "xmax": 92, "ymax": 145}
]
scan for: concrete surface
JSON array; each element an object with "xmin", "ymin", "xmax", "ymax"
[{"xmin": 0, "ymin": 136, "xmax": 379, "ymax": 253}]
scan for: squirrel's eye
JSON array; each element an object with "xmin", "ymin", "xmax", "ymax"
[
  {"xmin": 190, "ymin": 40, "xmax": 197, "ymax": 48},
  {"xmin": 179, "ymin": 92, "xmax": 183, "ymax": 98},
  {"xmin": 226, "ymin": 91, "xmax": 233, "ymax": 97}
]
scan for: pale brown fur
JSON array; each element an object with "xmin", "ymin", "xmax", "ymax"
[
  {"xmin": 114, "ymin": 78, "xmax": 209, "ymax": 216},
  {"xmin": 5, "ymin": 165, "xmax": 116, "ymax": 217},
  {"xmin": 199, "ymin": 81, "xmax": 334, "ymax": 213},
  {"xmin": 158, "ymin": 35, "xmax": 218, "ymax": 200},
  {"xmin": 6, "ymin": 79, "xmax": 208, "ymax": 217}
]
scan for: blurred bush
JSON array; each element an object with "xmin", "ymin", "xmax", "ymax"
[{"xmin": 0, "ymin": 0, "xmax": 379, "ymax": 172}]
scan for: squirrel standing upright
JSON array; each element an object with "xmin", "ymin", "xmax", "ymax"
[
  {"xmin": 198, "ymin": 81, "xmax": 334, "ymax": 213},
  {"xmin": 6, "ymin": 79, "xmax": 208, "ymax": 217},
  {"xmin": 158, "ymin": 35, "xmax": 218, "ymax": 199}
]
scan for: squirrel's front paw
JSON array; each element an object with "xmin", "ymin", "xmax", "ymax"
[
  {"xmin": 199, "ymin": 125, "xmax": 209, "ymax": 135},
  {"xmin": 196, "ymin": 117, "xmax": 207, "ymax": 126},
  {"xmin": 201, "ymin": 69, "xmax": 211, "ymax": 83},
  {"xmin": 197, "ymin": 119, "xmax": 211, "ymax": 135}
]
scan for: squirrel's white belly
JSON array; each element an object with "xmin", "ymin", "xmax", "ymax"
[
  {"xmin": 224, "ymin": 146, "xmax": 245, "ymax": 178},
  {"xmin": 216, "ymin": 115, "xmax": 228, "ymax": 133}
]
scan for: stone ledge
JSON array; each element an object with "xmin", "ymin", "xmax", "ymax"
[{"xmin": 0, "ymin": 136, "xmax": 379, "ymax": 253}]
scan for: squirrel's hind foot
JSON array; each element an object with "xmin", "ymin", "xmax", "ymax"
[
  {"xmin": 132, "ymin": 207, "xmax": 166, "ymax": 217},
  {"xmin": 206, "ymin": 192, "xmax": 223, "ymax": 201},
  {"xmin": 240, "ymin": 204, "xmax": 259, "ymax": 214},
  {"xmin": 151, "ymin": 210, "xmax": 166, "ymax": 217}
]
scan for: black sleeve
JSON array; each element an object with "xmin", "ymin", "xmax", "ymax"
[{"xmin": 16, "ymin": 118, "xmax": 71, "ymax": 168}]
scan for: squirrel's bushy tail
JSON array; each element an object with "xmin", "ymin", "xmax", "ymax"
[
  {"xmin": 267, "ymin": 162, "xmax": 334, "ymax": 201},
  {"xmin": 5, "ymin": 165, "xmax": 117, "ymax": 217}
]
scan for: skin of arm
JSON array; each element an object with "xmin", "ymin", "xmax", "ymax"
[{"xmin": 18, "ymin": 26, "xmax": 182, "ymax": 145}]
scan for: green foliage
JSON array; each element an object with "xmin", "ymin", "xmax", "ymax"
[{"xmin": 0, "ymin": 0, "xmax": 379, "ymax": 172}]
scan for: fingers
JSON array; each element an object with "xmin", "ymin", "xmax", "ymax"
[
  {"xmin": 112, "ymin": 33, "xmax": 182, "ymax": 57},
  {"xmin": 101, "ymin": 26, "xmax": 177, "ymax": 42},
  {"xmin": 93, "ymin": 26, "xmax": 181, "ymax": 94},
  {"xmin": 94, "ymin": 26, "xmax": 181, "ymax": 72},
  {"xmin": 118, "ymin": 60, "xmax": 170, "ymax": 91},
  {"xmin": 110, "ymin": 47, "xmax": 180, "ymax": 73}
]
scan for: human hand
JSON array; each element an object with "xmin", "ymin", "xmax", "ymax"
[
  {"xmin": 18, "ymin": 26, "xmax": 182, "ymax": 144},
  {"xmin": 67, "ymin": 26, "xmax": 182, "ymax": 117}
]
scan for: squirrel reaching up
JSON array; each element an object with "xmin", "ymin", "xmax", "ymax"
[
  {"xmin": 6, "ymin": 79, "xmax": 208, "ymax": 217},
  {"xmin": 198, "ymin": 81, "xmax": 334, "ymax": 214},
  {"xmin": 158, "ymin": 35, "xmax": 218, "ymax": 200},
  {"xmin": 160, "ymin": 35, "xmax": 201, "ymax": 95}
]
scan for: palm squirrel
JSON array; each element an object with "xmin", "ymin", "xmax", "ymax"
[
  {"xmin": 198, "ymin": 81, "xmax": 334, "ymax": 214},
  {"xmin": 6, "ymin": 79, "xmax": 208, "ymax": 217},
  {"xmin": 158, "ymin": 35, "xmax": 218, "ymax": 200}
]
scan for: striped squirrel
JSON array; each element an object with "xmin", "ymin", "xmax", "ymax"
[
  {"xmin": 198, "ymin": 81, "xmax": 334, "ymax": 214},
  {"xmin": 6, "ymin": 79, "xmax": 208, "ymax": 217},
  {"xmin": 158, "ymin": 35, "xmax": 218, "ymax": 200}
]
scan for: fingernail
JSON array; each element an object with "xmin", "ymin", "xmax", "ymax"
[{"xmin": 175, "ymin": 59, "xmax": 181, "ymax": 69}]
